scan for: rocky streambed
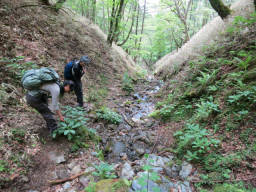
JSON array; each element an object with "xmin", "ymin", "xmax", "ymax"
[
  {"xmin": 23, "ymin": 79, "xmax": 196, "ymax": 192},
  {"xmin": 91, "ymin": 79, "xmax": 196, "ymax": 192}
]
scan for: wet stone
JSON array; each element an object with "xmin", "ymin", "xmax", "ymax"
[
  {"xmin": 179, "ymin": 162, "xmax": 193, "ymax": 179},
  {"xmin": 63, "ymin": 181, "xmax": 71, "ymax": 190},
  {"xmin": 71, "ymin": 165, "xmax": 82, "ymax": 175},
  {"xmin": 56, "ymin": 169, "xmax": 69, "ymax": 179},
  {"xmin": 79, "ymin": 175, "xmax": 91, "ymax": 187},
  {"xmin": 121, "ymin": 162, "xmax": 135, "ymax": 180},
  {"xmin": 48, "ymin": 151, "xmax": 66, "ymax": 164}
]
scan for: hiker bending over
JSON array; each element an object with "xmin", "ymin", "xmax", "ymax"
[
  {"xmin": 22, "ymin": 67, "xmax": 74, "ymax": 134},
  {"xmin": 64, "ymin": 55, "xmax": 91, "ymax": 107}
]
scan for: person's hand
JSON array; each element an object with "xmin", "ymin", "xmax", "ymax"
[{"xmin": 59, "ymin": 116, "xmax": 65, "ymax": 122}]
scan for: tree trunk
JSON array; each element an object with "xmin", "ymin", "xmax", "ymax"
[
  {"xmin": 113, "ymin": 0, "xmax": 125, "ymax": 42},
  {"xmin": 209, "ymin": 0, "xmax": 231, "ymax": 19},
  {"xmin": 134, "ymin": 2, "xmax": 140, "ymax": 62},
  {"xmin": 91, "ymin": 0, "xmax": 97, "ymax": 23},
  {"xmin": 54, "ymin": 0, "xmax": 66, "ymax": 12},
  {"xmin": 81, "ymin": 0, "xmax": 85, "ymax": 16},
  {"xmin": 107, "ymin": 0, "xmax": 117, "ymax": 45},
  {"xmin": 137, "ymin": 0, "xmax": 146, "ymax": 53},
  {"xmin": 117, "ymin": 2, "xmax": 137, "ymax": 46}
]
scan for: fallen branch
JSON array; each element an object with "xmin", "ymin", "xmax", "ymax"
[{"xmin": 48, "ymin": 171, "xmax": 93, "ymax": 185}]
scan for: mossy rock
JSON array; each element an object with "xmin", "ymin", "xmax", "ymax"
[{"xmin": 95, "ymin": 179, "xmax": 129, "ymax": 192}]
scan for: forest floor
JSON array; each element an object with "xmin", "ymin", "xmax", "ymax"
[
  {"xmin": 1, "ymin": 0, "xmax": 256, "ymax": 192},
  {"xmin": 1, "ymin": 77, "xmax": 179, "ymax": 192}
]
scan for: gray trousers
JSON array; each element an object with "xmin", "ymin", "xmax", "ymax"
[{"xmin": 26, "ymin": 93, "xmax": 57, "ymax": 132}]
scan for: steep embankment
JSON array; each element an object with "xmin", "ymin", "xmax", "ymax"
[
  {"xmin": 0, "ymin": 0, "xmax": 138, "ymax": 191},
  {"xmin": 151, "ymin": 8, "xmax": 256, "ymax": 191},
  {"xmin": 155, "ymin": 0, "xmax": 255, "ymax": 80}
]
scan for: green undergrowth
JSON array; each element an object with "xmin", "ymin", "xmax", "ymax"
[
  {"xmin": 96, "ymin": 106, "xmax": 122, "ymax": 125},
  {"xmin": 53, "ymin": 106, "xmax": 100, "ymax": 152},
  {"xmin": 151, "ymin": 13, "xmax": 256, "ymax": 190},
  {"xmin": 0, "ymin": 56, "xmax": 38, "ymax": 106}
]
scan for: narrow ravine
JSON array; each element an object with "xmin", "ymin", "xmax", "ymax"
[{"xmin": 90, "ymin": 79, "xmax": 196, "ymax": 192}]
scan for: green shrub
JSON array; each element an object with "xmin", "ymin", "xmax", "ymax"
[
  {"xmin": 174, "ymin": 123, "xmax": 220, "ymax": 162},
  {"xmin": 0, "ymin": 160, "xmax": 8, "ymax": 173},
  {"xmin": 137, "ymin": 154, "xmax": 161, "ymax": 192},
  {"xmin": 193, "ymin": 96, "xmax": 219, "ymax": 121},
  {"xmin": 11, "ymin": 128, "xmax": 26, "ymax": 143},
  {"xmin": 2, "ymin": 56, "xmax": 38, "ymax": 80},
  {"xmin": 84, "ymin": 182, "xmax": 96, "ymax": 192},
  {"xmin": 92, "ymin": 162, "xmax": 117, "ymax": 179},
  {"xmin": 96, "ymin": 106, "xmax": 122, "ymax": 125},
  {"xmin": 53, "ymin": 106, "xmax": 98, "ymax": 148}
]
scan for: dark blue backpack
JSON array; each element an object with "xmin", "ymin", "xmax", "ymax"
[{"xmin": 64, "ymin": 61, "xmax": 74, "ymax": 79}]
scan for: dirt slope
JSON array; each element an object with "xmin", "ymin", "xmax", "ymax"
[
  {"xmin": 155, "ymin": 0, "xmax": 255, "ymax": 79},
  {"xmin": 0, "ymin": 0, "xmax": 138, "ymax": 191}
]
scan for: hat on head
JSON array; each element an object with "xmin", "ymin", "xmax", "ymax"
[{"xmin": 80, "ymin": 55, "xmax": 91, "ymax": 64}]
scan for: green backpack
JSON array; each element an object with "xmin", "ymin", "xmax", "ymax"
[{"xmin": 21, "ymin": 67, "xmax": 60, "ymax": 90}]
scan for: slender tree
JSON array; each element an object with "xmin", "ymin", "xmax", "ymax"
[
  {"xmin": 138, "ymin": 0, "xmax": 146, "ymax": 53},
  {"xmin": 117, "ymin": 1, "xmax": 137, "ymax": 46},
  {"xmin": 209, "ymin": 0, "xmax": 231, "ymax": 19},
  {"xmin": 107, "ymin": 0, "xmax": 126, "ymax": 45},
  {"xmin": 163, "ymin": 0, "xmax": 192, "ymax": 43}
]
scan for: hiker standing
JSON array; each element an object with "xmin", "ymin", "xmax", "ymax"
[
  {"xmin": 22, "ymin": 68, "xmax": 74, "ymax": 134},
  {"xmin": 64, "ymin": 55, "xmax": 91, "ymax": 107}
]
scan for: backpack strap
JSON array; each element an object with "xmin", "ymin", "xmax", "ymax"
[{"xmin": 72, "ymin": 60, "xmax": 80, "ymax": 77}]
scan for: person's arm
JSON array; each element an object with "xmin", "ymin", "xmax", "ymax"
[
  {"xmin": 41, "ymin": 83, "xmax": 64, "ymax": 121},
  {"xmin": 56, "ymin": 110, "xmax": 64, "ymax": 122}
]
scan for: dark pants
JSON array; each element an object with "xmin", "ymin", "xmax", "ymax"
[
  {"xmin": 26, "ymin": 93, "xmax": 57, "ymax": 132},
  {"xmin": 66, "ymin": 78, "xmax": 83, "ymax": 107}
]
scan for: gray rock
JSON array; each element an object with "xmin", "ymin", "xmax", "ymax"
[
  {"xmin": 71, "ymin": 165, "xmax": 82, "ymax": 175},
  {"xmin": 144, "ymin": 120, "xmax": 154, "ymax": 127},
  {"xmin": 27, "ymin": 190, "xmax": 39, "ymax": 192},
  {"xmin": 131, "ymin": 173, "xmax": 177, "ymax": 192},
  {"xmin": 151, "ymin": 167, "xmax": 163, "ymax": 173},
  {"xmin": 179, "ymin": 162, "xmax": 193, "ymax": 179},
  {"xmin": 63, "ymin": 182, "xmax": 71, "ymax": 190},
  {"xmin": 91, "ymin": 151, "xmax": 98, "ymax": 156},
  {"xmin": 56, "ymin": 169, "xmax": 69, "ymax": 179},
  {"xmin": 48, "ymin": 151, "xmax": 66, "ymax": 164},
  {"xmin": 179, "ymin": 182, "xmax": 192, "ymax": 192},
  {"xmin": 164, "ymin": 164, "xmax": 180, "ymax": 178},
  {"xmin": 164, "ymin": 166, "xmax": 173, "ymax": 178},
  {"xmin": 121, "ymin": 162, "xmax": 135, "ymax": 180},
  {"xmin": 79, "ymin": 175, "xmax": 90, "ymax": 187},
  {"xmin": 67, "ymin": 160, "xmax": 76, "ymax": 170},
  {"xmin": 135, "ymin": 147, "xmax": 145, "ymax": 156},
  {"xmin": 139, "ymin": 154, "xmax": 169, "ymax": 168}
]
